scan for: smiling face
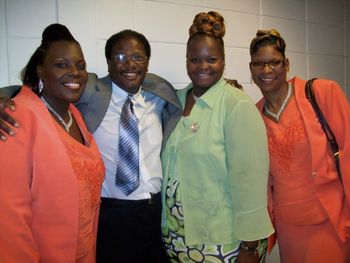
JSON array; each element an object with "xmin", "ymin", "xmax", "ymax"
[
  {"xmin": 186, "ymin": 36, "xmax": 225, "ymax": 95},
  {"xmin": 250, "ymin": 45, "xmax": 289, "ymax": 95},
  {"xmin": 107, "ymin": 37, "xmax": 149, "ymax": 94},
  {"xmin": 37, "ymin": 41, "xmax": 88, "ymax": 106}
]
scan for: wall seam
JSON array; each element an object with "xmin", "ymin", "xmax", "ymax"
[
  {"xmin": 4, "ymin": 0, "xmax": 10, "ymax": 84},
  {"xmin": 305, "ymin": 0, "xmax": 309, "ymax": 79},
  {"xmin": 343, "ymin": 0, "xmax": 347, "ymax": 93}
]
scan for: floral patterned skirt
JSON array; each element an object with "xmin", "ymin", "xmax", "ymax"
[{"xmin": 161, "ymin": 179, "xmax": 267, "ymax": 263}]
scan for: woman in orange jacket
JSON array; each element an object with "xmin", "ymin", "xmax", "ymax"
[
  {"xmin": 250, "ymin": 29, "xmax": 350, "ymax": 262},
  {"xmin": 0, "ymin": 24, "xmax": 104, "ymax": 263}
]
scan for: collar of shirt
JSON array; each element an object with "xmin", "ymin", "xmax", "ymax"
[
  {"xmin": 181, "ymin": 77, "xmax": 226, "ymax": 110},
  {"xmin": 97, "ymin": 81, "xmax": 163, "ymax": 200},
  {"xmin": 111, "ymin": 81, "xmax": 147, "ymax": 119}
]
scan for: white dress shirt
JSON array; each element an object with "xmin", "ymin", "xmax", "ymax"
[{"xmin": 93, "ymin": 82, "xmax": 165, "ymax": 200}]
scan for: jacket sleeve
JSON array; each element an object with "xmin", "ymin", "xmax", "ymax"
[
  {"xmin": 314, "ymin": 80, "xmax": 350, "ymax": 208},
  {"xmin": 74, "ymin": 72, "xmax": 98, "ymax": 112},
  {"xmin": 0, "ymin": 108, "xmax": 40, "ymax": 262},
  {"xmin": 225, "ymin": 95, "xmax": 274, "ymax": 241}
]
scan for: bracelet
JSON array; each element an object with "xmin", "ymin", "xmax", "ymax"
[{"xmin": 240, "ymin": 243, "xmax": 259, "ymax": 255}]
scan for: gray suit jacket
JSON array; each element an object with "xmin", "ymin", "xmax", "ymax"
[{"xmin": 75, "ymin": 73, "xmax": 182, "ymax": 149}]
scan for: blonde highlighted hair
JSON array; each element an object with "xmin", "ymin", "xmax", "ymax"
[{"xmin": 249, "ymin": 29, "xmax": 286, "ymax": 58}]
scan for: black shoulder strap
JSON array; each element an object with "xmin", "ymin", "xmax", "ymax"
[{"xmin": 305, "ymin": 78, "xmax": 342, "ymax": 182}]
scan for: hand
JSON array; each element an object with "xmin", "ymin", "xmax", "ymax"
[
  {"xmin": 236, "ymin": 249, "xmax": 259, "ymax": 263},
  {"xmin": 225, "ymin": 78, "xmax": 243, "ymax": 90},
  {"xmin": 0, "ymin": 97, "xmax": 18, "ymax": 141}
]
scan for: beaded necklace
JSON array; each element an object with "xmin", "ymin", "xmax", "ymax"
[
  {"xmin": 264, "ymin": 83, "xmax": 292, "ymax": 121},
  {"xmin": 41, "ymin": 96, "xmax": 73, "ymax": 132}
]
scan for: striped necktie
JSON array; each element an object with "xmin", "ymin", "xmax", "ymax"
[{"xmin": 115, "ymin": 95, "xmax": 140, "ymax": 195}]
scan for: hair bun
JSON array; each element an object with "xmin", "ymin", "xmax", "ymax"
[
  {"xmin": 42, "ymin": 23, "xmax": 77, "ymax": 44},
  {"xmin": 189, "ymin": 11, "xmax": 225, "ymax": 38}
]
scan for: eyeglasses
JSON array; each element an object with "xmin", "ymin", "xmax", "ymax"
[
  {"xmin": 113, "ymin": 54, "xmax": 148, "ymax": 64},
  {"xmin": 250, "ymin": 59, "xmax": 285, "ymax": 70}
]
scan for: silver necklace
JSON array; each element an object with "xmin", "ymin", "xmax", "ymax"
[
  {"xmin": 192, "ymin": 89, "xmax": 200, "ymax": 101},
  {"xmin": 264, "ymin": 83, "xmax": 292, "ymax": 121},
  {"xmin": 41, "ymin": 96, "xmax": 73, "ymax": 132}
]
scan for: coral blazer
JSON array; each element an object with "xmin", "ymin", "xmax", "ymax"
[
  {"xmin": 0, "ymin": 87, "xmax": 101, "ymax": 263},
  {"xmin": 257, "ymin": 77, "xmax": 350, "ymax": 251}
]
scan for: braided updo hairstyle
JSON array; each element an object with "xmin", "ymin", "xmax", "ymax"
[
  {"xmin": 187, "ymin": 11, "xmax": 226, "ymax": 56},
  {"xmin": 249, "ymin": 29, "xmax": 286, "ymax": 58},
  {"xmin": 22, "ymin": 24, "xmax": 80, "ymax": 95}
]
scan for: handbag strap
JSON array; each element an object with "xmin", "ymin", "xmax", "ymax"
[{"xmin": 305, "ymin": 78, "xmax": 342, "ymax": 182}]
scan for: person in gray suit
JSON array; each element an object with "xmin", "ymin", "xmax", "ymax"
[
  {"xmin": 79, "ymin": 30, "xmax": 182, "ymax": 263},
  {"xmin": 82, "ymin": 30, "xmax": 183, "ymax": 263},
  {"xmin": 0, "ymin": 29, "xmax": 182, "ymax": 263}
]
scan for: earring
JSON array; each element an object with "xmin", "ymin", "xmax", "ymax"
[{"xmin": 38, "ymin": 79, "xmax": 43, "ymax": 92}]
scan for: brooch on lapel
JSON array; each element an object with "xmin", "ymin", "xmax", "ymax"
[{"xmin": 189, "ymin": 122, "xmax": 199, "ymax": 133}]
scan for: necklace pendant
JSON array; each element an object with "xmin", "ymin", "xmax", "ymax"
[{"xmin": 189, "ymin": 122, "xmax": 199, "ymax": 133}]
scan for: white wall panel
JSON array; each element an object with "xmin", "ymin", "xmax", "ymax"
[
  {"xmin": 143, "ymin": 0, "xmax": 203, "ymax": 6},
  {"xmin": 7, "ymin": 38, "xmax": 40, "ymax": 84},
  {"xmin": 346, "ymin": 0, "xmax": 350, "ymax": 27},
  {"xmin": 206, "ymin": 0, "xmax": 260, "ymax": 14},
  {"xmin": 173, "ymin": 83, "xmax": 187, "ymax": 90},
  {"xmin": 0, "ymin": 0, "xmax": 9, "ymax": 86},
  {"xmin": 346, "ymin": 56, "xmax": 350, "ymax": 86},
  {"xmin": 308, "ymin": 23, "xmax": 344, "ymax": 56},
  {"xmin": 242, "ymin": 83, "xmax": 263, "ymax": 103},
  {"xmin": 96, "ymin": 40, "xmax": 108, "ymax": 77},
  {"xmin": 346, "ymin": 26, "xmax": 350, "ymax": 57},
  {"xmin": 1, "ymin": 2, "xmax": 348, "ymax": 112},
  {"xmin": 286, "ymin": 52, "xmax": 307, "ymax": 80},
  {"xmin": 262, "ymin": 0, "xmax": 306, "ymax": 21},
  {"xmin": 134, "ymin": 0, "xmax": 201, "ymax": 44},
  {"xmin": 262, "ymin": 16, "xmax": 306, "ymax": 53},
  {"xmin": 213, "ymin": 10, "xmax": 259, "ymax": 48},
  {"xmin": 5, "ymin": 0, "xmax": 57, "ymax": 85},
  {"xmin": 307, "ymin": 0, "xmax": 344, "ymax": 26},
  {"xmin": 309, "ymin": 54, "xmax": 345, "ymax": 85},
  {"xmin": 59, "ymin": 0, "xmax": 98, "ymax": 74},
  {"xmin": 148, "ymin": 42, "xmax": 188, "ymax": 84},
  {"xmin": 225, "ymin": 47, "xmax": 251, "ymax": 83},
  {"xmin": 6, "ymin": 0, "xmax": 57, "ymax": 37},
  {"xmin": 94, "ymin": 0, "xmax": 134, "ymax": 39}
]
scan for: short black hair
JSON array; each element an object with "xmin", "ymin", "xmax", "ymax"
[{"xmin": 105, "ymin": 29, "xmax": 151, "ymax": 60}]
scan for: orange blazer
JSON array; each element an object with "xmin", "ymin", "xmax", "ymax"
[
  {"xmin": 0, "ymin": 87, "xmax": 102, "ymax": 263},
  {"xmin": 257, "ymin": 77, "xmax": 350, "ymax": 251}
]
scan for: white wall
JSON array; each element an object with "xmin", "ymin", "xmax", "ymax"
[
  {"xmin": 1, "ymin": 0, "xmax": 350, "ymax": 100},
  {"xmin": 0, "ymin": 1, "xmax": 349, "ymax": 261}
]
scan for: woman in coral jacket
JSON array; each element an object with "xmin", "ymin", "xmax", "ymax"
[
  {"xmin": 0, "ymin": 24, "xmax": 104, "ymax": 263},
  {"xmin": 249, "ymin": 29, "xmax": 350, "ymax": 262}
]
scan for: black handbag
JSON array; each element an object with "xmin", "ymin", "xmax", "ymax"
[{"xmin": 305, "ymin": 78, "xmax": 342, "ymax": 183}]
